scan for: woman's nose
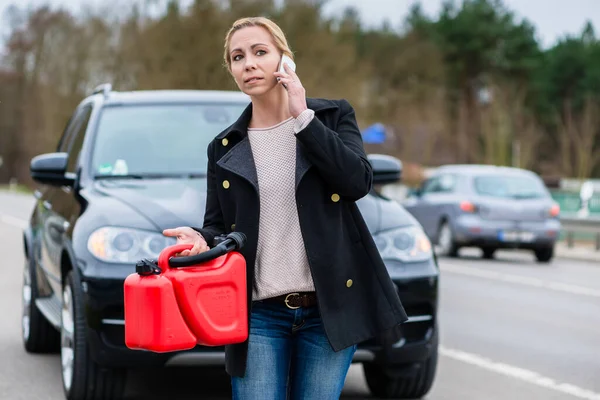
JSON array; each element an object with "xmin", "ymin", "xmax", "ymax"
[{"xmin": 244, "ymin": 56, "xmax": 257, "ymax": 70}]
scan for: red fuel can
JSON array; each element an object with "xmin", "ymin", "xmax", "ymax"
[
  {"xmin": 124, "ymin": 272, "xmax": 197, "ymax": 352},
  {"xmin": 159, "ymin": 244, "xmax": 248, "ymax": 346},
  {"xmin": 124, "ymin": 235, "xmax": 248, "ymax": 353}
]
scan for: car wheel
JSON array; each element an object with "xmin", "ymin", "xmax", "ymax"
[
  {"xmin": 22, "ymin": 254, "xmax": 60, "ymax": 353},
  {"xmin": 437, "ymin": 222, "xmax": 458, "ymax": 257},
  {"xmin": 534, "ymin": 246, "xmax": 554, "ymax": 263},
  {"xmin": 364, "ymin": 329, "xmax": 439, "ymax": 399},
  {"xmin": 482, "ymin": 247, "xmax": 496, "ymax": 259},
  {"xmin": 61, "ymin": 270, "xmax": 127, "ymax": 400}
]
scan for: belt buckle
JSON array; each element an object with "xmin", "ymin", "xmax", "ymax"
[{"xmin": 284, "ymin": 293, "xmax": 301, "ymax": 310}]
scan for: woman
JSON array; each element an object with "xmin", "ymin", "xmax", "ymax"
[{"xmin": 163, "ymin": 16, "xmax": 408, "ymax": 399}]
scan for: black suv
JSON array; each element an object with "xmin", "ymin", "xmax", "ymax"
[{"xmin": 22, "ymin": 85, "xmax": 440, "ymax": 400}]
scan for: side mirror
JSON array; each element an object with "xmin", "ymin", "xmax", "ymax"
[
  {"xmin": 368, "ymin": 154, "xmax": 402, "ymax": 184},
  {"xmin": 30, "ymin": 152, "xmax": 75, "ymax": 187}
]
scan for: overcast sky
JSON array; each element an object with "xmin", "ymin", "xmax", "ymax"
[{"xmin": 1, "ymin": 0, "xmax": 599, "ymax": 48}]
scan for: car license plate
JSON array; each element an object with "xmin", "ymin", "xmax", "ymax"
[
  {"xmin": 498, "ymin": 230, "xmax": 535, "ymax": 242},
  {"xmin": 520, "ymin": 231, "xmax": 535, "ymax": 242}
]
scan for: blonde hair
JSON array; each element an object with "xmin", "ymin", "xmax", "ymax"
[{"xmin": 223, "ymin": 17, "xmax": 293, "ymax": 70}]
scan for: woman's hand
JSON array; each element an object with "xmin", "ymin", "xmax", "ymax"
[
  {"xmin": 274, "ymin": 63, "xmax": 307, "ymax": 118},
  {"xmin": 162, "ymin": 227, "xmax": 209, "ymax": 257}
]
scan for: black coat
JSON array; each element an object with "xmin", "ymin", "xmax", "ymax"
[{"xmin": 195, "ymin": 97, "xmax": 408, "ymax": 377}]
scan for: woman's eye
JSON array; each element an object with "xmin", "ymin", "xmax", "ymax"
[
  {"xmin": 233, "ymin": 54, "xmax": 242, "ymax": 61},
  {"xmin": 256, "ymin": 50, "xmax": 266, "ymax": 56}
]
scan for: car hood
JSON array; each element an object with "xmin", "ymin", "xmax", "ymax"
[
  {"xmin": 91, "ymin": 178, "xmax": 208, "ymax": 231},
  {"xmin": 356, "ymin": 192, "xmax": 418, "ymax": 234},
  {"xmin": 88, "ymin": 180, "xmax": 418, "ymax": 234}
]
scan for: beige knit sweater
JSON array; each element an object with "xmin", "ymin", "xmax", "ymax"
[{"xmin": 247, "ymin": 109, "xmax": 316, "ymax": 301}]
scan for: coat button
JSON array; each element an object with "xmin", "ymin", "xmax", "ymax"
[
  {"xmin": 222, "ymin": 138, "xmax": 229, "ymax": 147},
  {"xmin": 346, "ymin": 279, "xmax": 353, "ymax": 288},
  {"xmin": 331, "ymin": 193, "xmax": 340, "ymax": 202},
  {"xmin": 231, "ymin": 224, "xmax": 236, "ymax": 231},
  {"xmin": 223, "ymin": 180, "xmax": 230, "ymax": 189}
]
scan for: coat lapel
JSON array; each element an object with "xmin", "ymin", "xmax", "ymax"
[
  {"xmin": 294, "ymin": 98, "xmax": 338, "ymax": 190},
  {"xmin": 216, "ymin": 137, "xmax": 259, "ymax": 192},
  {"xmin": 215, "ymin": 102, "xmax": 258, "ymax": 192},
  {"xmin": 215, "ymin": 97, "xmax": 339, "ymax": 193},
  {"xmin": 295, "ymin": 143, "xmax": 312, "ymax": 190}
]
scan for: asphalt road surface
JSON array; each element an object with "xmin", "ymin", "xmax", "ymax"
[{"xmin": 1, "ymin": 191, "xmax": 599, "ymax": 399}]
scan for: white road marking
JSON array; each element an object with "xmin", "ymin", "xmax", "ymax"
[
  {"xmin": 0, "ymin": 214, "xmax": 27, "ymax": 230},
  {"xmin": 440, "ymin": 346, "xmax": 600, "ymax": 400},
  {"xmin": 440, "ymin": 262, "xmax": 600, "ymax": 298}
]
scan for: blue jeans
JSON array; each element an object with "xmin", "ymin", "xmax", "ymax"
[{"xmin": 231, "ymin": 300, "xmax": 356, "ymax": 400}]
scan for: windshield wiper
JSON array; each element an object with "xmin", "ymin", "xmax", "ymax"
[{"xmin": 94, "ymin": 173, "xmax": 206, "ymax": 180}]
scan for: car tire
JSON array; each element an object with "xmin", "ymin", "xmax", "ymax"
[
  {"xmin": 363, "ymin": 330, "xmax": 439, "ymax": 399},
  {"xmin": 534, "ymin": 246, "xmax": 554, "ymax": 263},
  {"xmin": 482, "ymin": 247, "xmax": 496, "ymax": 259},
  {"xmin": 437, "ymin": 221, "xmax": 459, "ymax": 257},
  {"xmin": 22, "ymin": 254, "xmax": 60, "ymax": 353},
  {"xmin": 61, "ymin": 270, "xmax": 127, "ymax": 400}
]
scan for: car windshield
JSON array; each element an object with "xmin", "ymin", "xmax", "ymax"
[
  {"xmin": 90, "ymin": 102, "xmax": 248, "ymax": 178},
  {"xmin": 473, "ymin": 174, "xmax": 548, "ymax": 199}
]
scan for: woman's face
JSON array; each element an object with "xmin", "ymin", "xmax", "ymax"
[{"xmin": 229, "ymin": 26, "xmax": 282, "ymax": 96}]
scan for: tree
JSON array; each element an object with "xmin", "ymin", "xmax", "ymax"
[
  {"xmin": 478, "ymin": 81, "xmax": 543, "ymax": 169},
  {"xmin": 1, "ymin": 0, "xmax": 600, "ymax": 186},
  {"xmin": 534, "ymin": 23, "xmax": 600, "ymax": 176},
  {"xmin": 429, "ymin": 0, "xmax": 542, "ymax": 163},
  {"xmin": 557, "ymin": 96, "xmax": 600, "ymax": 179}
]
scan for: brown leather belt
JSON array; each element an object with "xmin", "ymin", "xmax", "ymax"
[{"xmin": 263, "ymin": 292, "xmax": 318, "ymax": 309}]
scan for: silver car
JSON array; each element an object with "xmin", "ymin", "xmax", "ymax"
[{"xmin": 402, "ymin": 165, "xmax": 561, "ymax": 262}]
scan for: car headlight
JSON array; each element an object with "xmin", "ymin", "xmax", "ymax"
[
  {"xmin": 374, "ymin": 226, "xmax": 433, "ymax": 263},
  {"xmin": 87, "ymin": 227, "xmax": 176, "ymax": 264}
]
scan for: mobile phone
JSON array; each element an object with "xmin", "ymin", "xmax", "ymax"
[
  {"xmin": 278, "ymin": 55, "xmax": 296, "ymax": 89},
  {"xmin": 278, "ymin": 54, "xmax": 296, "ymax": 74}
]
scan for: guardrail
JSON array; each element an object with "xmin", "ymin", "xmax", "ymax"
[
  {"xmin": 560, "ymin": 215, "xmax": 600, "ymax": 251},
  {"xmin": 551, "ymin": 190, "xmax": 600, "ymax": 215}
]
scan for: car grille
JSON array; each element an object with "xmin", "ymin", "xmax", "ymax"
[
  {"xmin": 101, "ymin": 324, "xmax": 127, "ymax": 347},
  {"xmin": 359, "ymin": 303, "xmax": 435, "ymax": 348},
  {"xmin": 99, "ymin": 303, "xmax": 435, "ymax": 350},
  {"xmin": 99, "ymin": 324, "xmax": 225, "ymax": 353}
]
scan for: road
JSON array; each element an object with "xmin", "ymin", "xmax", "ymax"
[{"xmin": 1, "ymin": 190, "xmax": 599, "ymax": 399}]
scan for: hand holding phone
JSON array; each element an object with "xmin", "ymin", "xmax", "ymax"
[
  {"xmin": 279, "ymin": 54, "xmax": 296, "ymax": 75},
  {"xmin": 277, "ymin": 55, "xmax": 296, "ymax": 88},
  {"xmin": 274, "ymin": 54, "xmax": 307, "ymax": 118}
]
